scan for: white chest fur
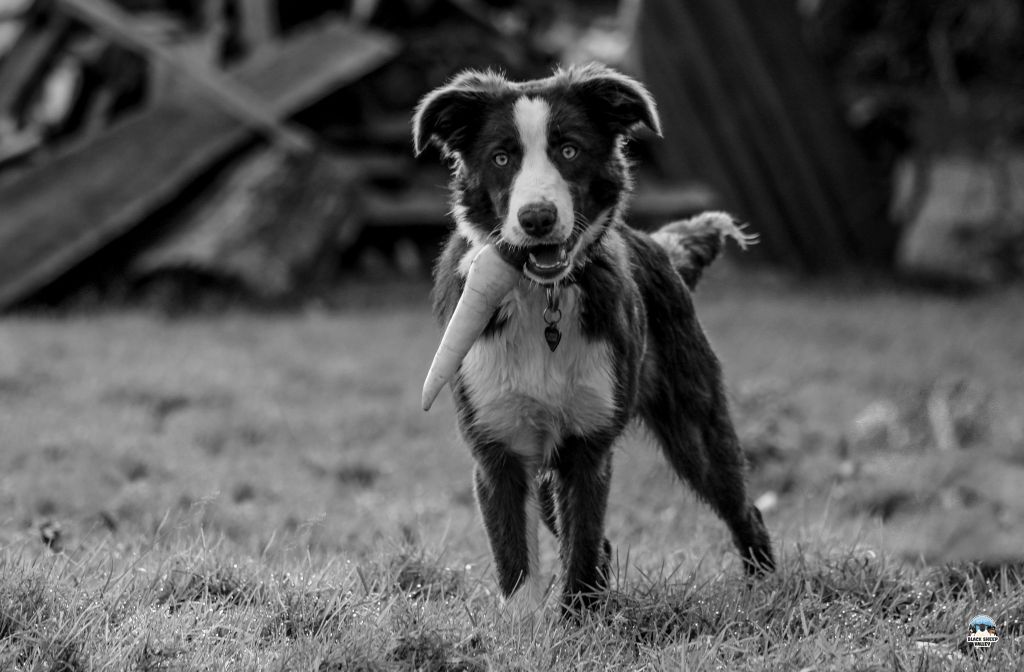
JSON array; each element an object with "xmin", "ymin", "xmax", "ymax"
[{"xmin": 459, "ymin": 284, "xmax": 618, "ymax": 457}]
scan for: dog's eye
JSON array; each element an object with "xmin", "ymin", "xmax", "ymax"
[
  {"xmin": 560, "ymin": 144, "xmax": 579, "ymax": 160},
  {"xmin": 492, "ymin": 151, "xmax": 509, "ymax": 167}
]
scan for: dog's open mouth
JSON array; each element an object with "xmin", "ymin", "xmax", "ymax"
[{"xmin": 524, "ymin": 243, "xmax": 570, "ymax": 282}]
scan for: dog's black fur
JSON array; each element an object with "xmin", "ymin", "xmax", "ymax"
[{"xmin": 413, "ymin": 64, "xmax": 773, "ymax": 616}]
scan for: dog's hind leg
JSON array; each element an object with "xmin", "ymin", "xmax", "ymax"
[
  {"xmin": 538, "ymin": 471, "xmax": 560, "ymax": 538},
  {"xmin": 641, "ymin": 380, "xmax": 775, "ymax": 575},
  {"xmin": 472, "ymin": 442, "xmax": 547, "ymax": 616}
]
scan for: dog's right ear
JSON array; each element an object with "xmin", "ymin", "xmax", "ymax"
[{"xmin": 412, "ymin": 70, "xmax": 505, "ymax": 157}]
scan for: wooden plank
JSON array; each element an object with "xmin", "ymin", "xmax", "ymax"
[
  {"xmin": 0, "ymin": 21, "xmax": 399, "ymax": 309},
  {"xmin": 360, "ymin": 184, "xmax": 717, "ymax": 229},
  {"xmin": 237, "ymin": 0, "xmax": 278, "ymax": 53},
  {"xmin": 631, "ymin": 184, "xmax": 719, "ymax": 226},
  {"xmin": 688, "ymin": 0, "xmax": 852, "ymax": 269},
  {"xmin": 639, "ymin": 0, "xmax": 894, "ymax": 271},
  {"xmin": 56, "ymin": 0, "xmax": 310, "ymax": 152},
  {"xmin": 0, "ymin": 125, "xmax": 39, "ymax": 165},
  {"xmin": 741, "ymin": 4, "xmax": 894, "ymax": 265},
  {"xmin": 132, "ymin": 148, "xmax": 360, "ymax": 298},
  {"xmin": 639, "ymin": 0, "xmax": 808, "ymax": 268},
  {"xmin": 0, "ymin": 12, "xmax": 70, "ymax": 115}
]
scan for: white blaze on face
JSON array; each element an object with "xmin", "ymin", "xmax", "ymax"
[{"xmin": 503, "ymin": 96, "xmax": 574, "ymax": 246}]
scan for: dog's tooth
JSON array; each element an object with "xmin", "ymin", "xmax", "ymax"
[{"xmin": 529, "ymin": 252, "xmax": 559, "ymax": 270}]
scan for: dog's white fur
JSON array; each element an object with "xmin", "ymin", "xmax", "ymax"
[
  {"xmin": 502, "ymin": 98, "xmax": 575, "ymax": 254},
  {"xmin": 461, "ymin": 285, "xmax": 619, "ymax": 447},
  {"xmin": 458, "ymin": 236, "xmax": 627, "ymax": 617}
]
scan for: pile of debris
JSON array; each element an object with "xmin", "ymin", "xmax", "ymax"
[{"xmin": 0, "ymin": 0, "xmax": 715, "ymax": 310}]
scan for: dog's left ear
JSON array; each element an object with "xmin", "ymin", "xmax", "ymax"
[{"xmin": 570, "ymin": 64, "xmax": 662, "ymax": 137}]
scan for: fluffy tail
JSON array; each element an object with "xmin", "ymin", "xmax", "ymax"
[{"xmin": 650, "ymin": 211, "xmax": 756, "ymax": 290}]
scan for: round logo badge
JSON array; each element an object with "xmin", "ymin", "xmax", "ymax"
[{"xmin": 966, "ymin": 614, "xmax": 999, "ymax": 650}]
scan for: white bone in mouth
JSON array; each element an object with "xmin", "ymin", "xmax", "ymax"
[{"xmin": 421, "ymin": 244, "xmax": 520, "ymax": 411}]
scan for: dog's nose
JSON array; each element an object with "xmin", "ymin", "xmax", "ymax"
[{"xmin": 518, "ymin": 203, "xmax": 556, "ymax": 237}]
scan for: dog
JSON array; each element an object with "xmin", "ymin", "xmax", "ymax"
[{"xmin": 412, "ymin": 63, "xmax": 774, "ymax": 617}]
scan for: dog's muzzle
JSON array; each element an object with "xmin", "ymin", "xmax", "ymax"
[{"xmin": 514, "ymin": 200, "xmax": 571, "ymax": 282}]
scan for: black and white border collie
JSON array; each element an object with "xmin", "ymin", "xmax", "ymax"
[{"xmin": 413, "ymin": 63, "xmax": 774, "ymax": 617}]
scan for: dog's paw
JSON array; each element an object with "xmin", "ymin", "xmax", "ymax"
[{"xmin": 501, "ymin": 573, "xmax": 551, "ymax": 623}]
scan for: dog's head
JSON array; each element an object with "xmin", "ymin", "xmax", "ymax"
[{"xmin": 413, "ymin": 64, "xmax": 661, "ymax": 284}]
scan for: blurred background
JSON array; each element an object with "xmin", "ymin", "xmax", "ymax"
[
  {"xmin": 1, "ymin": 0, "xmax": 1023, "ymax": 568},
  {"xmin": 2, "ymin": 0, "xmax": 1023, "ymax": 305}
]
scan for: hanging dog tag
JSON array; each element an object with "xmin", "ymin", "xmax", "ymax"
[
  {"xmin": 544, "ymin": 324, "xmax": 561, "ymax": 351},
  {"xmin": 543, "ymin": 285, "xmax": 562, "ymax": 352}
]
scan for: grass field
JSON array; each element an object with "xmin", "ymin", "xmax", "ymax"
[{"xmin": 1, "ymin": 270, "xmax": 1022, "ymax": 670}]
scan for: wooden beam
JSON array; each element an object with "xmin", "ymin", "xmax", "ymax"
[
  {"xmin": 742, "ymin": 4, "xmax": 894, "ymax": 265},
  {"xmin": 237, "ymin": 0, "xmax": 278, "ymax": 54},
  {"xmin": 0, "ymin": 12, "xmax": 70, "ymax": 116},
  {"xmin": 640, "ymin": 0, "xmax": 809, "ymax": 268},
  {"xmin": 689, "ymin": 0, "xmax": 852, "ymax": 269},
  {"xmin": 639, "ymin": 0, "xmax": 894, "ymax": 270},
  {"xmin": 0, "ymin": 21, "xmax": 399, "ymax": 310},
  {"xmin": 54, "ymin": 0, "xmax": 309, "ymax": 153}
]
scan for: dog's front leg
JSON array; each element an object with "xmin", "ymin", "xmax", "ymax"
[
  {"xmin": 471, "ymin": 440, "xmax": 546, "ymax": 617},
  {"xmin": 552, "ymin": 435, "xmax": 615, "ymax": 615}
]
